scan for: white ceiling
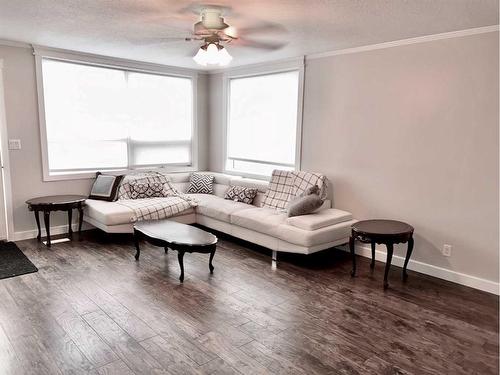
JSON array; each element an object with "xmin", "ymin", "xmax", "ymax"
[{"xmin": 0, "ymin": 0, "xmax": 498, "ymax": 70}]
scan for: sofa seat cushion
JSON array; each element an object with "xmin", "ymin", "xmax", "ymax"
[
  {"xmin": 286, "ymin": 209, "xmax": 353, "ymax": 231},
  {"xmin": 230, "ymin": 207, "xmax": 287, "ymax": 237},
  {"xmin": 277, "ymin": 219, "xmax": 357, "ymax": 247},
  {"xmin": 188, "ymin": 194, "xmax": 252, "ymax": 222},
  {"xmin": 85, "ymin": 199, "xmax": 195, "ymax": 226},
  {"xmin": 85, "ymin": 199, "xmax": 137, "ymax": 225}
]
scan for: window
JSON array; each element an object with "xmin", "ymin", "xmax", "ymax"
[
  {"xmin": 39, "ymin": 58, "xmax": 194, "ymax": 178},
  {"xmin": 225, "ymin": 69, "xmax": 302, "ymax": 177}
]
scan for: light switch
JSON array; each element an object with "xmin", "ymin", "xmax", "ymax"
[{"xmin": 8, "ymin": 139, "xmax": 21, "ymax": 150}]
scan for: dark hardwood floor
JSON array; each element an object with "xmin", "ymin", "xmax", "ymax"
[{"xmin": 0, "ymin": 229, "xmax": 498, "ymax": 375}]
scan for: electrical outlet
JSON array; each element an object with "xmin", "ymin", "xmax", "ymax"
[
  {"xmin": 8, "ymin": 139, "xmax": 21, "ymax": 150},
  {"xmin": 442, "ymin": 244, "xmax": 452, "ymax": 257}
]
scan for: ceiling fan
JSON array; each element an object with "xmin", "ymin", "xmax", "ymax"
[{"xmin": 137, "ymin": 6, "xmax": 287, "ymax": 67}]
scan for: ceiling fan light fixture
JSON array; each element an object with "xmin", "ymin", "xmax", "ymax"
[
  {"xmin": 193, "ymin": 46, "xmax": 208, "ymax": 66},
  {"xmin": 205, "ymin": 43, "xmax": 220, "ymax": 63},
  {"xmin": 193, "ymin": 43, "xmax": 232, "ymax": 67},
  {"xmin": 217, "ymin": 46, "xmax": 233, "ymax": 66}
]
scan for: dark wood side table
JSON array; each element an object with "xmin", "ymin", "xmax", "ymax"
[
  {"xmin": 349, "ymin": 219, "xmax": 414, "ymax": 289},
  {"xmin": 26, "ymin": 195, "xmax": 86, "ymax": 247},
  {"xmin": 133, "ymin": 220, "xmax": 218, "ymax": 282}
]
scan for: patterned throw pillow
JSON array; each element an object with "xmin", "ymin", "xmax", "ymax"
[
  {"xmin": 261, "ymin": 170, "xmax": 294, "ymax": 209},
  {"xmin": 290, "ymin": 171, "xmax": 328, "ymax": 201},
  {"xmin": 186, "ymin": 173, "xmax": 214, "ymax": 194},
  {"xmin": 262, "ymin": 170, "xmax": 328, "ymax": 209},
  {"xmin": 89, "ymin": 172, "xmax": 124, "ymax": 201},
  {"xmin": 118, "ymin": 172, "xmax": 178, "ymax": 200},
  {"xmin": 224, "ymin": 185, "xmax": 258, "ymax": 204}
]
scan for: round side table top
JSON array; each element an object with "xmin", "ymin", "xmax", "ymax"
[
  {"xmin": 26, "ymin": 195, "xmax": 87, "ymax": 206},
  {"xmin": 352, "ymin": 219, "xmax": 414, "ymax": 236}
]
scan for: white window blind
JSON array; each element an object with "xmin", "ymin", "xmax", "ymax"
[
  {"xmin": 226, "ymin": 70, "xmax": 300, "ymax": 176},
  {"xmin": 41, "ymin": 58, "xmax": 193, "ymax": 175}
]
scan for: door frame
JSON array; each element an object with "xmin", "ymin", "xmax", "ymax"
[{"xmin": 0, "ymin": 59, "xmax": 14, "ymax": 240}]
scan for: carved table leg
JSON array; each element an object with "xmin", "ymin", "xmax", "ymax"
[
  {"xmin": 349, "ymin": 236, "xmax": 356, "ymax": 277},
  {"xmin": 370, "ymin": 241, "xmax": 376, "ymax": 269},
  {"xmin": 133, "ymin": 230, "xmax": 140, "ymax": 260},
  {"xmin": 67, "ymin": 209, "xmax": 73, "ymax": 239},
  {"xmin": 78, "ymin": 206, "xmax": 84, "ymax": 239},
  {"xmin": 384, "ymin": 243, "xmax": 394, "ymax": 289},
  {"xmin": 43, "ymin": 211, "xmax": 51, "ymax": 247},
  {"xmin": 209, "ymin": 249, "xmax": 215, "ymax": 274},
  {"xmin": 178, "ymin": 251, "xmax": 185, "ymax": 282},
  {"xmin": 403, "ymin": 236, "xmax": 414, "ymax": 281},
  {"xmin": 34, "ymin": 210, "xmax": 41, "ymax": 242}
]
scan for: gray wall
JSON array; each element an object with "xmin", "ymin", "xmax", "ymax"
[
  {"xmin": 208, "ymin": 73, "xmax": 225, "ymax": 172},
  {"xmin": 209, "ymin": 31, "xmax": 499, "ymax": 283},
  {"xmin": 1, "ymin": 31, "xmax": 498, "ymax": 283},
  {"xmin": 0, "ymin": 44, "xmax": 209, "ymax": 234}
]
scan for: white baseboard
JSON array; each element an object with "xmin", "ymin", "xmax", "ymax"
[
  {"xmin": 11, "ymin": 222, "xmax": 94, "ymax": 242},
  {"xmin": 338, "ymin": 243, "xmax": 499, "ymax": 295}
]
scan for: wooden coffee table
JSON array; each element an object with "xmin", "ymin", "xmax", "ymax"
[
  {"xmin": 133, "ymin": 220, "xmax": 217, "ymax": 282},
  {"xmin": 26, "ymin": 195, "xmax": 86, "ymax": 247},
  {"xmin": 349, "ymin": 219, "xmax": 414, "ymax": 289}
]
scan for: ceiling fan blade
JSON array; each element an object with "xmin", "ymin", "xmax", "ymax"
[
  {"xmin": 233, "ymin": 38, "xmax": 287, "ymax": 50},
  {"xmin": 128, "ymin": 36, "xmax": 195, "ymax": 45},
  {"xmin": 186, "ymin": 45, "xmax": 202, "ymax": 57},
  {"xmin": 228, "ymin": 22, "xmax": 287, "ymax": 38}
]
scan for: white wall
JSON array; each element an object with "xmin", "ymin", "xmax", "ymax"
[
  {"xmin": 0, "ymin": 44, "xmax": 209, "ymax": 237},
  {"xmin": 209, "ymin": 31, "xmax": 499, "ymax": 285}
]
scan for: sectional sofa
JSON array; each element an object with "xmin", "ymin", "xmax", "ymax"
[{"xmin": 84, "ymin": 171, "xmax": 356, "ymax": 262}]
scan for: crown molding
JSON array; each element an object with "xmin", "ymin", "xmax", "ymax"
[
  {"xmin": 306, "ymin": 25, "xmax": 499, "ymax": 61},
  {"xmin": 207, "ymin": 56, "xmax": 305, "ymax": 75},
  {"xmin": 32, "ymin": 45, "xmax": 200, "ymax": 77},
  {"xmin": 0, "ymin": 38, "xmax": 31, "ymax": 49}
]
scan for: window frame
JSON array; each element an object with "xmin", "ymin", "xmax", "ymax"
[
  {"xmin": 222, "ymin": 57, "xmax": 305, "ymax": 180},
  {"xmin": 34, "ymin": 46, "xmax": 200, "ymax": 181}
]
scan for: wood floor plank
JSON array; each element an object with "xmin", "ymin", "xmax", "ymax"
[
  {"xmin": 139, "ymin": 335, "xmax": 203, "ymax": 375},
  {"xmin": 95, "ymin": 360, "xmax": 135, "ymax": 375},
  {"xmin": 53, "ymin": 307, "xmax": 118, "ymax": 368},
  {"xmin": 196, "ymin": 332, "xmax": 269, "ymax": 375},
  {"xmin": 0, "ymin": 323, "xmax": 23, "ymax": 375},
  {"xmin": 197, "ymin": 357, "xmax": 241, "ymax": 375},
  {"xmin": 239, "ymin": 339, "xmax": 308, "ymax": 375},
  {"xmin": 76, "ymin": 279, "xmax": 157, "ymax": 342},
  {"xmin": 82, "ymin": 309, "xmax": 167, "ymax": 374},
  {"xmin": 3, "ymin": 231, "xmax": 497, "ymax": 375},
  {"xmin": 0, "ymin": 278, "xmax": 95, "ymax": 374},
  {"xmin": 112, "ymin": 289, "xmax": 218, "ymax": 366}
]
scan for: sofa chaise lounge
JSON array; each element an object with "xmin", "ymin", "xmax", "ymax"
[{"xmin": 84, "ymin": 172, "xmax": 356, "ymax": 262}]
